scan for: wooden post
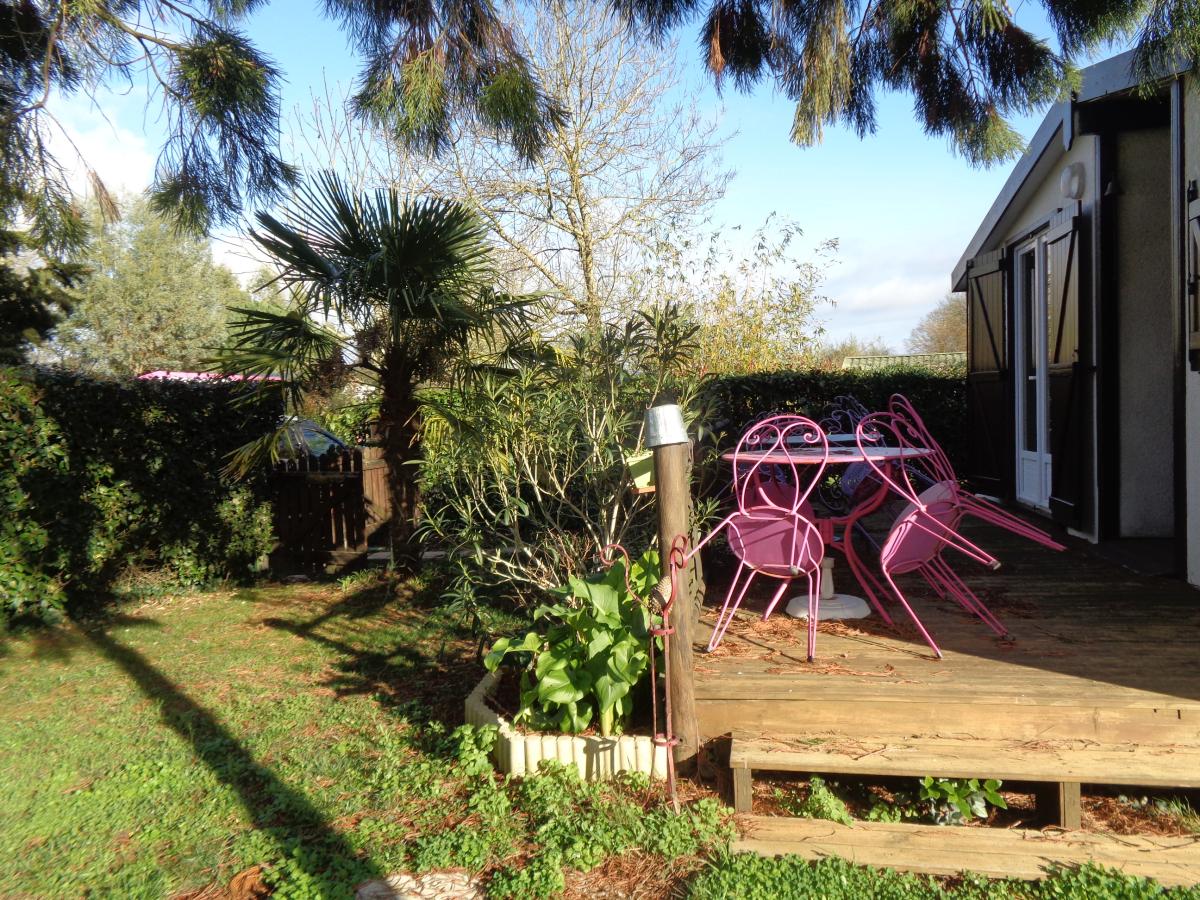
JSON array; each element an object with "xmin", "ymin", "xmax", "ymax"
[
  {"xmin": 1036, "ymin": 781, "xmax": 1082, "ymax": 829},
  {"xmin": 654, "ymin": 439, "xmax": 699, "ymax": 767}
]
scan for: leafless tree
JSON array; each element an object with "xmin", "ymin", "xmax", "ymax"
[
  {"xmin": 907, "ymin": 293, "xmax": 967, "ymax": 354},
  {"xmin": 297, "ymin": 0, "xmax": 730, "ymax": 333},
  {"xmin": 808, "ymin": 335, "xmax": 891, "ymax": 369}
]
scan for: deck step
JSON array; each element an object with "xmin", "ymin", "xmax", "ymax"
[
  {"xmin": 733, "ymin": 815, "xmax": 1200, "ymax": 886},
  {"xmin": 730, "ymin": 732, "xmax": 1200, "ymax": 787}
]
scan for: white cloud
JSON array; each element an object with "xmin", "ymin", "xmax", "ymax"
[
  {"xmin": 47, "ymin": 90, "xmax": 157, "ymax": 199},
  {"xmin": 817, "ymin": 237, "xmax": 959, "ymax": 348},
  {"xmin": 210, "ymin": 229, "xmax": 273, "ymax": 285},
  {"xmin": 48, "ymin": 89, "xmax": 272, "ymax": 283}
]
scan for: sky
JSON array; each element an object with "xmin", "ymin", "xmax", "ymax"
[{"xmin": 52, "ymin": 2, "xmax": 1090, "ymax": 351}]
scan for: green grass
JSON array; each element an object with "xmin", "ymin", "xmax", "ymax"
[
  {"xmin": 2, "ymin": 576, "xmax": 1197, "ymax": 898},
  {"xmin": 690, "ymin": 854, "xmax": 1200, "ymax": 899},
  {"xmin": 0, "ymin": 577, "xmax": 728, "ymax": 898}
]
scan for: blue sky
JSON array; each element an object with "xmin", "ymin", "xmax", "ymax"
[{"xmin": 55, "ymin": 2, "xmax": 1093, "ymax": 350}]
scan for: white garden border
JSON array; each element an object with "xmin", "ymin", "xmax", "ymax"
[{"xmin": 464, "ymin": 671, "xmax": 668, "ymax": 780}]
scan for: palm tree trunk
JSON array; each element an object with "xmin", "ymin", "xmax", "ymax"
[{"xmin": 379, "ymin": 378, "xmax": 422, "ymax": 574}]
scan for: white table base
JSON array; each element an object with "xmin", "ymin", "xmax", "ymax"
[{"xmin": 785, "ymin": 558, "xmax": 872, "ymax": 620}]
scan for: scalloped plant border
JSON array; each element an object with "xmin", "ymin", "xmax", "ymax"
[{"xmin": 463, "ymin": 670, "xmax": 668, "ymax": 780}]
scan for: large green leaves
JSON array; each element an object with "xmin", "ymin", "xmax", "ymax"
[{"xmin": 484, "ymin": 550, "xmax": 661, "ymax": 736}]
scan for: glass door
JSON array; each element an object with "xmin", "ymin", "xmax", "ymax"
[{"xmin": 1014, "ymin": 240, "xmax": 1051, "ymax": 509}]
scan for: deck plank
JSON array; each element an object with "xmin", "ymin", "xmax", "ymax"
[
  {"xmin": 729, "ymin": 733, "xmax": 1200, "ymax": 787},
  {"xmin": 733, "ymin": 816, "xmax": 1200, "ymax": 886}
]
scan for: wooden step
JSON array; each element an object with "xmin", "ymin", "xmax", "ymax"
[
  {"xmin": 733, "ymin": 815, "xmax": 1200, "ymax": 886},
  {"xmin": 730, "ymin": 732, "xmax": 1200, "ymax": 787},
  {"xmin": 728, "ymin": 731, "xmax": 1200, "ymax": 826}
]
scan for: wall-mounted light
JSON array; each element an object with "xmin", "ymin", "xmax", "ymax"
[{"xmin": 1060, "ymin": 162, "xmax": 1086, "ymax": 200}]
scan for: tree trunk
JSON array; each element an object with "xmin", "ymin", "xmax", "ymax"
[{"xmin": 379, "ymin": 379, "xmax": 422, "ymax": 574}]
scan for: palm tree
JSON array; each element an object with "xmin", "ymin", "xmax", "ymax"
[{"xmin": 222, "ymin": 171, "xmax": 529, "ymax": 572}]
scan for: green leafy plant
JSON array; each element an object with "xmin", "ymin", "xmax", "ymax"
[
  {"xmin": 419, "ymin": 304, "xmax": 720, "ymax": 605},
  {"xmin": 484, "ymin": 550, "xmax": 659, "ymax": 736},
  {"xmin": 790, "ymin": 776, "xmax": 853, "ymax": 826},
  {"xmin": 865, "ymin": 797, "xmax": 917, "ymax": 823},
  {"xmin": 688, "ymin": 854, "xmax": 1196, "ymax": 900},
  {"xmin": 919, "ymin": 777, "xmax": 1007, "ymax": 825}
]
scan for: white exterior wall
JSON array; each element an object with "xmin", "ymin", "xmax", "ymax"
[
  {"xmin": 1185, "ymin": 74, "xmax": 1200, "ymax": 587},
  {"xmin": 1114, "ymin": 127, "xmax": 1176, "ymax": 537},
  {"xmin": 1003, "ymin": 135, "xmax": 1095, "ymax": 239}
]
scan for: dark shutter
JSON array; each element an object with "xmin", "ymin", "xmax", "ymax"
[
  {"xmin": 1188, "ymin": 189, "xmax": 1200, "ymax": 372},
  {"xmin": 965, "ymin": 248, "xmax": 1012, "ymax": 496},
  {"xmin": 1045, "ymin": 212, "xmax": 1087, "ymax": 527}
]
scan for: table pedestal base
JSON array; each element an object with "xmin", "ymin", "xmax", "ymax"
[{"xmin": 785, "ymin": 558, "xmax": 872, "ymax": 620}]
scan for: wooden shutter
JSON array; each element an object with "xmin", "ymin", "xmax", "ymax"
[
  {"xmin": 1188, "ymin": 188, "xmax": 1200, "ymax": 372},
  {"xmin": 1045, "ymin": 212, "xmax": 1087, "ymax": 527},
  {"xmin": 965, "ymin": 248, "xmax": 1012, "ymax": 496}
]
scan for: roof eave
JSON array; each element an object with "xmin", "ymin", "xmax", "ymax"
[
  {"xmin": 951, "ymin": 106, "xmax": 1067, "ymax": 291},
  {"xmin": 950, "ymin": 48, "xmax": 1192, "ymax": 291}
]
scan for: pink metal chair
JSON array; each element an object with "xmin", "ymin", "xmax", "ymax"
[
  {"xmin": 856, "ymin": 412, "xmax": 1008, "ymax": 659},
  {"xmin": 689, "ymin": 416, "xmax": 829, "ymax": 659},
  {"xmin": 818, "ymin": 394, "xmax": 880, "ymax": 516},
  {"xmin": 887, "ymin": 395, "xmax": 1066, "ymax": 552}
]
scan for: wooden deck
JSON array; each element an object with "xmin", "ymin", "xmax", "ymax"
[
  {"xmin": 694, "ymin": 519, "xmax": 1200, "ymax": 881},
  {"xmin": 694, "ymin": 520, "xmax": 1200, "ymax": 749}
]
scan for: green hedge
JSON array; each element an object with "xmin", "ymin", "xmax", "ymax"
[
  {"xmin": 700, "ymin": 367, "xmax": 968, "ymax": 471},
  {"xmin": 0, "ymin": 368, "xmax": 280, "ymax": 624}
]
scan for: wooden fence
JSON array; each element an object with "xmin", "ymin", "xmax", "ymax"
[{"xmin": 270, "ymin": 447, "xmax": 391, "ymax": 573}]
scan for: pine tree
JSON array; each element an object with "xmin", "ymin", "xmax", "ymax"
[{"xmin": 614, "ymin": 0, "xmax": 1194, "ymax": 165}]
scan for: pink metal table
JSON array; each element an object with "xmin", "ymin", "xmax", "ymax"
[{"xmin": 720, "ymin": 445, "xmax": 934, "ymax": 623}]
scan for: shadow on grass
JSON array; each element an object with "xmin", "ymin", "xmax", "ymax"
[
  {"xmin": 261, "ymin": 579, "xmax": 487, "ymax": 728},
  {"xmin": 82, "ymin": 626, "xmax": 382, "ymax": 889}
]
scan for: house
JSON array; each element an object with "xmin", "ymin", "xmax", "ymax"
[{"xmin": 953, "ymin": 50, "xmax": 1200, "ymax": 589}]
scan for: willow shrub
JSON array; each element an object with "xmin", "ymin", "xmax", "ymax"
[
  {"xmin": 418, "ymin": 306, "xmax": 718, "ymax": 607},
  {"xmin": 0, "ymin": 368, "xmax": 279, "ymax": 624},
  {"xmin": 700, "ymin": 365, "xmax": 968, "ymax": 472}
]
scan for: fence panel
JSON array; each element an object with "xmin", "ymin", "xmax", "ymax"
[{"xmin": 270, "ymin": 449, "xmax": 380, "ymax": 573}]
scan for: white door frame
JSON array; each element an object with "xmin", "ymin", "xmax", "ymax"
[{"xmin": 1014, "ymin": 238, "xmax": 1052, "ymax": 510}]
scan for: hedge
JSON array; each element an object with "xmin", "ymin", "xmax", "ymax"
[
  {"xmin": 0, "ymin": 368, "xmax": 280, "ymax": 624},
  {"xmin": 700, "ymin": 366, "xmax": 968, "ymax": 472}
]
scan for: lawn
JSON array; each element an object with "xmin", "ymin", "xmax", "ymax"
[
  {"xmin": 1, "ymin": 575, "xmax": 1196, "ymax": 899},
  {"xmin": 0, "ymin": 576, "xmax": 726, "ymax": 898}
]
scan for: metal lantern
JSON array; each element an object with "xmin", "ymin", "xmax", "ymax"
[{"xmin": 643, "ymin": 403, "xmax": 688, "ymax": 448}]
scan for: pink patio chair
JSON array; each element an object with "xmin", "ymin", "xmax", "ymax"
[
  {"xmin": 856, "ymin": 412, "xmax": 1008, "ymax": 659},
  {"xmin": 819, "ymin": 394, "xmax": 871, "ymax": 437},
  {"xmin": 887, "ymin": 395, "xmax": 1066, "ymax": 552},
  {"xmin": 689, "ymin": 416, "xmax": 829, "ymax": 659},
  {"xmin": 818, "ymin": 394, "xmax": 881, "ymax": 515}
]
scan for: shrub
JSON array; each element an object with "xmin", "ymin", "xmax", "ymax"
[
  {"xmin": 700, "ymin": 367, "xmax": 967, "ymax": 471},
  {"xmin": 0, "ymin": 367, "xmax": 279, "ymax": 623},
  {"xmin": 0, "ymin": 372, "xmax": 66, "ymax": 622},
  {"xmin": 419, "ymin": 305, "xmax": 718, "ymax": 605}
]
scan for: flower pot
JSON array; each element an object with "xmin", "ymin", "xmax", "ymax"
[
  {"xmin": 463, "ymin": 671, "xmax": 668, "ymax": 780},
  {"xmin": 625, "ymin": 450, "xmax": 656, "ymax": 495}
]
